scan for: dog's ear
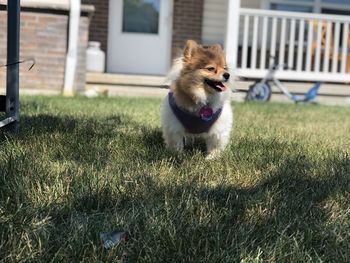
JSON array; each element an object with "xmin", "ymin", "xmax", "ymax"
[
  {"xmin": 212, "ymin": 44, "xmax": 223, "ymax": 52},
  {"xmin": 183, "ymin": 40, "xmax": 198, "ymax": 61}
]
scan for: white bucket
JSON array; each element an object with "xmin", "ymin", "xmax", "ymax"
[{"xmin": 86, "ymin": 41, "xmax": 105, "ymax": 73}]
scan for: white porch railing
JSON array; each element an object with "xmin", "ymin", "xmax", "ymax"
[{"xmin": 235, "ymin": 8, "xmax": 350, "ymax": 83}]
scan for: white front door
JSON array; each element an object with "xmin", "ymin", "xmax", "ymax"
[{"xmin": 108, "ymin": 0, "xmax": 173, "ymax": 75}]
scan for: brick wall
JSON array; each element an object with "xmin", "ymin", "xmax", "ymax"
[
  {"xmin": 0, "ymin": 6, "xmax": 92, "ymax": 92},
  {"xmin": 172, "ymin": 0, "xmax": 204, "ymax": 58},
  {"xmin": 82, "ymin": 0, "xmax": 109, "ymax": 54}
]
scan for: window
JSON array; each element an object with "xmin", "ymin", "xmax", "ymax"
[
  {"xmin": 321, "ymin": 0, "xmax": 350, "ymax": 15},
  {"xmin": 267, "ymin": 0, "xmax": 350, "ymax": 14},
  {"xmin": 267, "ymin": 0, "xmax": 314, "ymax": 13},
  {"xmin": 321, "ymin": 8, "xmax": 350, "ymax": 15},
  {"xmin": 270, "ymin": 3, "xmax": 313, "ymax": 12},
  {"xmin": 322, "ymin": 0, "xmax": 350, "ymax": 4},
  {"xmin": 122, "ymin": 0, "xmax": 160, "ymax": 34},
  {"xmin": 267, "ymin": 0, "xmax": 350, "ymax": 46}
]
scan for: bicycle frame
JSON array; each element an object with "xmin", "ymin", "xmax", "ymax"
[{"xmin": 258, "ymin": 63, "xmax": 295, "ymax": 99}]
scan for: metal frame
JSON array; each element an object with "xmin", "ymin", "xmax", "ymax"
[{"xmin": 0, "ymin": 0, "xmax": 20, "ymax": 133}]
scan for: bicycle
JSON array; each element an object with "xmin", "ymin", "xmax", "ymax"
[{"xmin": 245, "ymin": 59, "xmax": 322, "ymax": 103}]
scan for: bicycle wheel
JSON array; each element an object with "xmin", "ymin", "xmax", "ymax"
[{"xmin": 245, "ymin": 82, "xmax": 271, "ymax": 102}]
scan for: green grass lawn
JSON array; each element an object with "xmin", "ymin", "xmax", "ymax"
[{"xmin": 1, "ymin": 96, "xmax": 350, "ymax": 262}]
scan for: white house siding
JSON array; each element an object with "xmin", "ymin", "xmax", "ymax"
[
  {"xmin": 243, "ymin": 0, "xmax": 261, "ymax": 9},
  {"xmin": 202, "ymin": 0, "xmax": 262, "ymax": 45},
  {"xmin": 202, "ymin": 0, "xmax": 228, "ymax": 45}
]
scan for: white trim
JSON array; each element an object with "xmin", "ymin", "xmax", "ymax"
[
  {"xmin": 251, "ymin": 16, "xmax": 258, "ymax": 69},
  {"xmin": 287, "ymin": 19, "xmax": 296, "ymax": 69},
  {"xmin": 270, "ymin": 17, "xmax": 277, "ymax": 66},
  {"xmin": 225, "ymin": 0, "xmax": 240, "ymax": 70},
  {"xmin": 278, "ymin": 18, "xmax": 286, "ymax": 67},
  {"xmin": 260, "ymin": 16, "xmax": 268, "ymax": 69},
  {"xmin": 235, "ymin": 8, "xmax": 350, "ymax": 83},
  {"xmin": 63, "ymin": 0, "xmax": 81, "ymax": 96},
  {"xmin": 241, "ymin": 15, "xmax": 249, "ymax": 69}
]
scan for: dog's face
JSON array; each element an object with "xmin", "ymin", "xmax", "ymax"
[{"xmin": 179, "ymin": 40, "xmax": 230, "ymax": 95}]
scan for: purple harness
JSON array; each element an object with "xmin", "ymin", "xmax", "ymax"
[{"xmin": 168, "ymin": 92, "xmax": 222, "ymax": 134}]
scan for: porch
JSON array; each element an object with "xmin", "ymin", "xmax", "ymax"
[
  {"xmin": 85, "ymin": 72, "xmax": 350, "ymax": 105},
  {"xmin": 226, "ymin": 3, "xmax": 350, "ymax": 83}
]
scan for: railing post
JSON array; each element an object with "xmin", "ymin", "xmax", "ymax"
[
  {"xmin": 6, "ymin": 0, "xmax": 20, "ymax": 133},
  {"xmin": 225, "ymin": 0, "xmax": 241, "ymax": 71},
  {"xmin": 235, "ymin": 8, "xmax": 350, "ymax": 82}
]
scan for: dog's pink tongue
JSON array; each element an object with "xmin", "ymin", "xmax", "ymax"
[{"xmin": 216, "ymin": 82, "xmax": 226, "ymax": 91}]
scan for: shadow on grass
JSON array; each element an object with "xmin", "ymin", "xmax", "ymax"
[
  {"xmin": 2, "ymin": 112, "xmax": 211, "ymax": 167},
  {"xmin": 64, "ymin": 149, "xmax": 350, "ymax": 262},
  {"xmin": 1, "ymin": 113, "xmax": 349, "ymax": 261},
  {"xmin": 18, "ymin": 113, "xmax": 202, "ymax": 166},
  {"xmin": 15, "ymin": 113, "xmax": 171, "ymax": 166}
]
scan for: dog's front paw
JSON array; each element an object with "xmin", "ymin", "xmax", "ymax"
[
  {"xmin": 165, "ymin": 138, "xmax": 184, "ymax": 153},
  {"xmin": 205, "ymin": 149, "xmax": 221, "ymax": 160},
  {"xmin": 167, "ymin": 143, "xmax": 184, "ymax": 153},
  {"xmin": 163, "ymin": 130, "xmax": 184, "ymax": 153}
]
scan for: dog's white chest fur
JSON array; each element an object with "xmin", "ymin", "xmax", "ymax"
[
  {"xmin": 161, "ymin": 91, "xmax": 233, "ymax": 159},
  {"xmin": 160, "ymin": 40, "xmax": 234, "ymax": 159}
]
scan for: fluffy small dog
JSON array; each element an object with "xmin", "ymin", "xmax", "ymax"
[{"xmin": 161, "ymin": 40, "xmax": 233, "ymax": 159}]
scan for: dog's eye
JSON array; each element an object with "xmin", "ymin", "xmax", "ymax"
[{"xmin": 206, "ymin": 67, "xmax": 215, "ymax": 72}]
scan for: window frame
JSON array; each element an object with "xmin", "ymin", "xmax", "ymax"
[{"xmin": 262, "ymin": 0, "xmax": 350, "ymax": 13}]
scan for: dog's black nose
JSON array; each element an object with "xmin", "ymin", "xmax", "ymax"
[{"xmin": 223, "ymin": 72, "xmax": 230, "ymax": 80}]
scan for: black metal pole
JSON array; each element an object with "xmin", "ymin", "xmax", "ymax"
[{"xmin": 6, "ymin": 0, "xmax": 20, "ymax": 133}]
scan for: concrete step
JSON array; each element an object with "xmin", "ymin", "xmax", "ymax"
[
  {"xmin": 86, "ymin": 72, "xmax": 168, "ymax": 87},
  {"xmin": 85, "ymin": 84, "xmax": 168, "ymax": 98},
  {"xmin": 85, "ymin": 73, "xmax": 350, "ymax": 105},
  {"xmin": 87, "ymin": 73, "xmax": 350, "ymax": 96}
]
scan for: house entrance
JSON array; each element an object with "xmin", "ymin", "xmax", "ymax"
[{"xmin": 108, "ymin": 0, "xmax": 173, "ymax": 75}]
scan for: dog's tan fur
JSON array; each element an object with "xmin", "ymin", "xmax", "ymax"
[
  {"xmin": 172, "ymin": 40, "xmax": 229, "ymax": 111},
  {"xmin": 161, "ymin": 40, "xmax": 233, "ymax": 158}
]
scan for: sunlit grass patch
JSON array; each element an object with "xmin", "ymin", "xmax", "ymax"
[{"xmin": 1, "ymin": 96, "xmax": 349, "ymax": 262}]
